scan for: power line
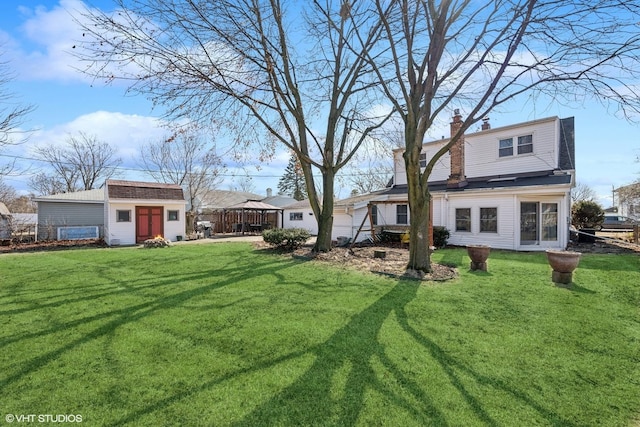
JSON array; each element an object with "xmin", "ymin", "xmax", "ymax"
[{"xmin": 0, "ymin": 152, "xmax": 393, "ymax": 179}]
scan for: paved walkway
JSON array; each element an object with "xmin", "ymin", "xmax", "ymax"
[
  {"xmin": 172, "ymin": 234, "xmax": 265, "ymax": 244},
  {"xmin": 173, "ymin": 234, "xmax": 317, "ymax": 245}
]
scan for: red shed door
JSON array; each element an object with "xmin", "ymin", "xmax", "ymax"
[{"xmin": 136, "ymin": 206, "xmax": 163, "ymax": 243}]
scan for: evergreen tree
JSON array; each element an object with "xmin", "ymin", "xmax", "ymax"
[{"xmin": 278, "ymin": 155, "xmax": 307, "ymax": 201}]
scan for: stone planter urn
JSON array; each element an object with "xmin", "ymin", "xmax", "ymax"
[
  {"xmin": 545, "ymin": 250, "xmax": 581, "ymax": 285},
  {"xmin": 467, "ymin": 245, "xmax": 491, "ymax": 271}
]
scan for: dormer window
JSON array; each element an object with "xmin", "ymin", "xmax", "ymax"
[
  {"xmin": 517, "ymin": 135, "xmax": 533, "ymax": 154},
  {"xmin": 499, "ymin": 134, "xmax": 533, "ymax": 157}
]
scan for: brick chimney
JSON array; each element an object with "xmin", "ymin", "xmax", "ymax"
[
  {"xmin": 447, "ymin": 109, "xmax": 467, "ymax": 189},
  {"xmin": 481, "ymin": 117, "xmax": 491, "ymax": 130}
]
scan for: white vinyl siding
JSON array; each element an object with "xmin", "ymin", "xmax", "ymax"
[
  {"xmin": 283, "ymin": 207, "xmax": 317, "ymax": 235},
  {"xmin": 392, "ymin": 116, "xmax": 559, "ymax": 185},
  {"xmin": 441, "ymin": 189, "xmax": 568, "ymax": 251},
  {"xmin": 106, "ymin": 201, "xmax": 186, "ymax": 245}
]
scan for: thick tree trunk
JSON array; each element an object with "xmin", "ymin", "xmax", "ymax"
[
  {"xmin": 313, "ymin": 170, "xmax": 335, "ymax": 253},
  {"xmin": 404, "ymin": 125, "xmax": 432, "ymax": 273}
]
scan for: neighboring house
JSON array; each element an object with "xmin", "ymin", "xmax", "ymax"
[
  {"xmin": 614, "ymin": 182, "xmax": 640, "ymax": 220},
  {"xmin": 34, "ymin": 180, "xmax": 186, "ymax": 245},
  {"xmin": 0, "ymin": 202, "xmax": 11, "ymax": 239},
  {"xmin": 282, "ymin": 199, "xmax": 317, "ymax": 234},
  {"xmin": 262, "ymin": 188, "xmax": 298, "ymax": 209},
  {"xmin": 104, "ymin": 180, "xmax": 186, "ymax": 245},
  {"xmin": 34, "ymin": 189, "xmax": 105, "ymax": 241},
  {"xmin": 321, "ymin": 113, "xmax": 575, "ymax": 251}
]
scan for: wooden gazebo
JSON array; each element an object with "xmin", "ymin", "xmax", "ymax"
[{"xmin": 223, "ymin": 200, "xmax": 284, "ymax": 234}]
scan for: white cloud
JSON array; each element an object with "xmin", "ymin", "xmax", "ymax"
[
  {"xmin": 7, "ymin": 0, "xmax": 97, "ymax": 83},
  {"xmin": 25, "ymin": 110, "xmax": 167, "ymax": 169}
]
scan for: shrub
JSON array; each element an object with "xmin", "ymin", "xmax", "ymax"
[
  {"xmin": 262, "ymin": 228, "xmax": 311, "ymax": 250},
  {"xmin": 571, "ymin": 200, "xmax": 605, "ymax": 229},
  {"xmin": 433, "ymin": 226, "xmax": 450, "ymax": 248}
]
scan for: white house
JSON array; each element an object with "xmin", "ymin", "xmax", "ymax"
[
  {"xmin": 34, "ymin": 180, "xmax": 187, "ymax": 245},
  {"xmin": 328, "ymin": 114, "xmax": 575, "ymax": 251},
  {"xmin": 0, "ymin": 202, "xmax": 11, "ymax": 239},
  {"xmin": 282, "ymin": 199, "xmax": 318, "ymax": 234}
]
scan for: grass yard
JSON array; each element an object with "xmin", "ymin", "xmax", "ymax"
[{"xmin": 0, "ymin": 243, "xmax": 639, "ymax": 426}]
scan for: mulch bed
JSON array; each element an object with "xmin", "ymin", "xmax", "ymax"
[
  {"xmin": 0, "ymin": 239, "xmax": 108, "ymax": 253},
  {"xmin": 291, "ymin": 245, "xmax": 459, "ymax": 282}
]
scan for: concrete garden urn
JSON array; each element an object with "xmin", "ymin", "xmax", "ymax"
[
  {"xmin": 466, "ymin": 245, "xmax": 491, "ymax": 271},
  {"xmin": 545, "ymin": 250, "xmax": 581, "ymax": 285}
]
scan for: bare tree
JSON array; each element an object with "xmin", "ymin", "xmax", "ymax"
[
  {"xmin": 367, "ymin": 0, "xmax": 640, "ymax": 273},
  {"xmin": 30, "ymin": 132, "xmax": 121, "ymax": 194},
  {"xmin": 0, "ymin": 178, "xmax": 16, "ymax": 202},
  {"xmin": 228, "ymin": 173, "xmax": 256, "ymax": 194},
  {"xmin": 571, "ymin": 182, "xmax": 597, "ymax": 204},
  {"xmin": 139, "ymin": 128, "xmax": 225, "ymax": 232},
  {"xmin": 76, "ymin": 0, "xmax": 392, "ymax": 252},
  {"xmin": 342, "ymin": 158, "xmax": 392, "ymax": 195},
  {"xmin": 340, "ymin": 121, "xmax": 402, "ymax": 195},
  {"xmin": 0, "ymin": 47, "xmax": 34, "ymax": 175},
  {"xmin": 28, "ymin": 172, "xmax": 69, "ymax": 197}
]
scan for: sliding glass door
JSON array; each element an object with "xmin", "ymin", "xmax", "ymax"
[{"xmin": 520, "ymin": 202, "xmax": 558, "ymax": 246}]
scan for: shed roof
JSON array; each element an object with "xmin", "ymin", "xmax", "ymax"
[
  {"xmin": 33, "ymin": 188, "xmax": 105, "ymax": 203},
  {"xmin": 106, "ymin": 180, "xmax": 184, "ymax": 201}
]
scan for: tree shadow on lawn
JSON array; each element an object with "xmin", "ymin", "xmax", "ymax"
[
  {"xmin": 0, "ymin": 255, "xmax": 302, "ymax": 390},
  {"xmin": 108, "ymin": 280, "xmax": 577, "ymax": 426},
  {"xmin": 230, "ymin": 281, "xmax": 575, "ymax": 426}
]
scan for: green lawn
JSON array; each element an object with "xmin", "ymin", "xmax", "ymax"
[{"xmin": 0, "ymin": 243, "xmax": 638, "ymax": 426}]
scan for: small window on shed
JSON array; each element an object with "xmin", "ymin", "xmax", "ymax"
[
  {"xmin": 116, "ymin": 210, "xmax": 131, "ymax": 222},
  {"xmin": 167, "ymin": 210, "xmax": 179, "ymax": 221}
]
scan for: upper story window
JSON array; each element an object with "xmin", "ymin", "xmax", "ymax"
[
  {"xmin": 517, "ymin": 135, "xmax": 533, "ymax": 154},
  {"xmin": 419, "ymin": 152, "xmax": 427, "ymax": 168},
  {"xmin": 499, "ymin": 138, "xmax": 513, "ymax": 157},
  {"xmin": 499, "ymin": 134, "xmax": 533, "ymax": 157}
]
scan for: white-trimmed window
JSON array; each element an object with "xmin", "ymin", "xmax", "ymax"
[
  {"xmin": 499, "ymin": 134, "xmax": 533, "ymax": 157},
  {"xmin": 499, "ymin": 138, "xmax": 513, "ymax": 157},
  {"xmin": 116, "ymin": 210, "xmax": 131, "ymax": 222},
  {"xmin": 290, "ymin": 212, "xmax": 303, "ymax": 221},
  {"xmin": 455, "ymin": 208, "xmax": 471, "ymax": 232},
  {"xmin": 419, "ymin": 152, "xmax": 427, "ymax": 168},
  {"xmin": 396, "ymin": 205, "xmax": 408, "ymax": 224},
  {"xmin": 480, "ymin": 208, "xmax": 498, "ymax": 233},
  {"xmin": 518, "ymin": 135, "xmax": 533, "ymax": 154},
  {"xmin": 167, "ymin": 210, "xmax": 179, "ymax": 221}
]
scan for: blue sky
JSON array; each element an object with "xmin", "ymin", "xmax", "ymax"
[{"xmin": 1, "ymin": 0, "xmax": 638, "ymax": 206}]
